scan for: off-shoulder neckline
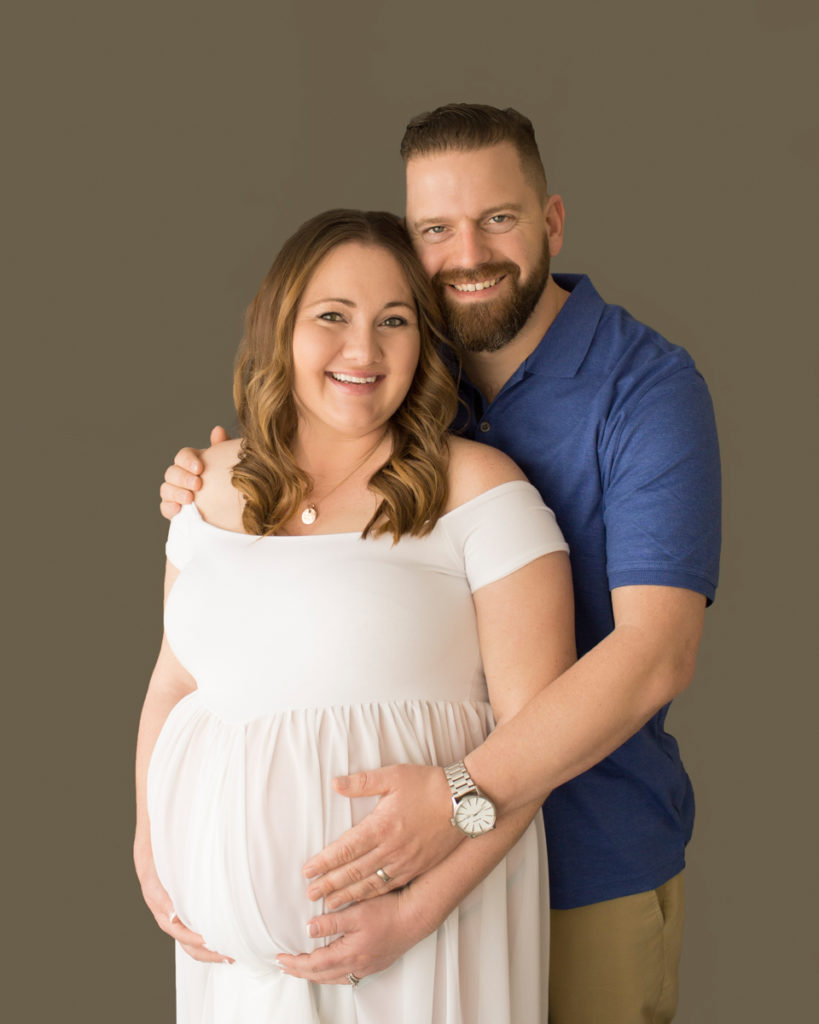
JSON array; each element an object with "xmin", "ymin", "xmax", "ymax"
[{"xmin": 180, "ymin": 479, "xmax": 539, "ymax": 541}]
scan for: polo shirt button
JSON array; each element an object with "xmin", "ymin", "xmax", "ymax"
[{"xmin": 479, "ymin": 421, "xmax": 491, "ymax": 433}]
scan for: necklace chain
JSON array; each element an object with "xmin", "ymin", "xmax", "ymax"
[{"xmin": 300, "ymin": 432, "xmax": 388, "ymax": 526}]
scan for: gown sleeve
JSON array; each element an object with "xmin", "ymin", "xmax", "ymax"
[
  {"xmin": 165, "ymin": 503, "xmax": 199, "ymax": 570},
  {"xmin": 444, "ymin": 480, "xmax": 569, "ymax": 593}
]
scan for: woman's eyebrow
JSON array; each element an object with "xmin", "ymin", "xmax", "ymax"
[
  {"xmin": 302, "ymin": 297, "xmax": 356, "ymax": 308},
  {"xmin": 302, "ymin": 298, "xmax": 414, "ymax": 310}
]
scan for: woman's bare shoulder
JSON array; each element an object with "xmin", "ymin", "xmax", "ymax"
[
  {"xmin": 444, "ymin": 435, "xmax": 529, "ymax": 511},
  {"xmin": 197, "ymin": 439, "xmax": 245, "ymax": 529}
]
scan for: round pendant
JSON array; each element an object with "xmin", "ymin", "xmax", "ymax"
[{"xmin": 301, "ymin": 504, "xmax": 318, "ymax": 526}]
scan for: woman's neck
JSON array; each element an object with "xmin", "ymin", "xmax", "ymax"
[{"xmin": 293, "ymin": 426, "xmax": 392, "ymax": 480}]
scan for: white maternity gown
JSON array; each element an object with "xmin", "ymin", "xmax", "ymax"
[{"xmin": 147, "ymin": 480, "xmax": 568, "ymax": 1023}]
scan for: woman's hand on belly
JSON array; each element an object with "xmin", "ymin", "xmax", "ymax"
[
  {"xmin": 276, "ymin": 888, "xmax": 427, "ymax": 985},
  {"xmin": 133, "ymin": 833, "xmax": 235, "ymax": 965},
  {"xmin": 302, "ymin": 763, "xmax": 461, "ymax": 909}
]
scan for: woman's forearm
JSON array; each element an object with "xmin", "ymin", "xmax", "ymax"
[
  {"xmin": 135, "ymin": 692, "xmax": 178, "ymax": 836},
  {"xmin": 135, "ymin": 636, "xmax": 196, "ymax": 840}
]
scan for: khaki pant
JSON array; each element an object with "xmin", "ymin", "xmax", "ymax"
[{"xmin": 548, "ymin": 871, "xmax": 685, "ymax": 1024}]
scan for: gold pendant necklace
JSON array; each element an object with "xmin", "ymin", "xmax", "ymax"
[
  {"xmin": 300, "ymin": 504, "xmax": 319, "ymax": 526},
  {"xmin": 300, "ymin": 432, "xmax": 388, "ymax": 527}
]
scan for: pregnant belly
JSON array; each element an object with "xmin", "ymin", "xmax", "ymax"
[{"xmin": 147, "ymin": 691, "xmax": 493, "ymax": 973}]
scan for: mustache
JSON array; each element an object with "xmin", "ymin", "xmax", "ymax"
[{"xmin": 433, "ymin": 261, "xmax": 519, "ymax": 287}]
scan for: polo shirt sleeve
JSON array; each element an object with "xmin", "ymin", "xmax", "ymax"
[{"xmin": 601, "ymin": 365, "xmax": 721, "ymax": 601}]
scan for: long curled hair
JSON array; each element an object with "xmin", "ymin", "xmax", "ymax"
[{"xmin": 232, "ymin": 209, "xmax": 459, "ymax": 540}]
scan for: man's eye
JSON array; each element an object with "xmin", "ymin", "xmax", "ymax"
[
  {"xmin": 488, "ymin": 214, "xmax": 510, "ymax": 224},
  {"xmin": 425, "ymin": 225, "xmax": 446, "ymax": 235},
  {"xmin": 318, "ymin": 311, "xmax": 344, "ymax": 322}
]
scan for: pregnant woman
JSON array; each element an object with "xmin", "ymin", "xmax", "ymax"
[{"xmin": 134, "ymin": 208, "xmax": 574, "ymax": 1023}]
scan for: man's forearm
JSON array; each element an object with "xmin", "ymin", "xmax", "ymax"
[
  {"xmin": 402, "ymin": 800, "xmax": 543, "ymax": 938},
  {"xmin": 465, "ymin": 587, "xmax": 705, "ymax": 815}
]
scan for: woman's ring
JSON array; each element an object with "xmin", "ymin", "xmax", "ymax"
[
  {"xmin": 347, "ymin": 972, "xmax": 361, "ymax": 987},
  {"xmin": 376, "ymin": 868, "xmax": 392, "ymax": 884}
]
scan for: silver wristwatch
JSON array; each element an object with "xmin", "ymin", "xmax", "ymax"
[{"xmin": 444, "ymin": 761, "xmax": 497, "ymax": 837}]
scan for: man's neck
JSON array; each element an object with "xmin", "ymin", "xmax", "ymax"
[{"xmin": 462, "ymin": 277, "xmax": 570, "ymax": 404}]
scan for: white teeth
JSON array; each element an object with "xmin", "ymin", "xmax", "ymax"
[
  {"xmin": 453, "ymin": 278, "xmax": 500, "ymax": 292},
  {"xmin": 331, "ymin": 372, "xmax": 378, "ymax": 384}
]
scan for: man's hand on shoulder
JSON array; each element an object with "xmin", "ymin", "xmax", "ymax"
[{"xmin": 159, "ymin": 426, "xmax": 231, "ymax": 520}]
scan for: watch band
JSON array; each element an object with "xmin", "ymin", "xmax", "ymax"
[{"xmin": 444, "ymin": 761, "xmax": 479, "ymax": 801}]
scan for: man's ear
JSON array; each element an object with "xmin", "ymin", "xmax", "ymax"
[{"xmin": 544, "ymin": 194, "xmax": 566, "ymax": 258}]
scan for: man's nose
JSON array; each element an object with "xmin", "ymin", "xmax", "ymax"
[{"xmin": 451, "ymin": 225, "xmax": 492, "ymax": 270}]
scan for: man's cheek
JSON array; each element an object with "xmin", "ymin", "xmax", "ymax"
[{"xmin": 416, "ymin": 251, "xmax": 440, "ymax": 278}]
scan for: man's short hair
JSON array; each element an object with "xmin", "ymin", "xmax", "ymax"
[{"xmin": 400, "ymin": 103, "xmax": 548, "ymax": 197}]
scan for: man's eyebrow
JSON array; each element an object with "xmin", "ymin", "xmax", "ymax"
[
  {"xmin": 411, "ymin": 203, "xmax": 524, "ymax": 231},
  {"xmin": 411, "ymin": 216, "xmax": 448, "ymax": 232}
]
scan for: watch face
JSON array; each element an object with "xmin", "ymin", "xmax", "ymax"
[{"xmin": 454, "ymin": 794, "xmax": 497, "ymax": 836}]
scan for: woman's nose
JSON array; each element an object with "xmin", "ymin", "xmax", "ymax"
[{"xmin": 341, "ymin": 323, "xmax": 382, "ymax": 364}]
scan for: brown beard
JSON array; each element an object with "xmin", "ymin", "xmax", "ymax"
[{"xmin": 431, "ymin": 239, "xmax": 551, "ymax": 353}]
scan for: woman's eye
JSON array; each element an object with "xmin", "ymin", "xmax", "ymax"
[
  {"xmin": 382, "ymin": 316, "xmax": 407, "ymax": 328},
  {"xmin": 318, "ymin": 311, "xmax": 344, "ymax": 322}
]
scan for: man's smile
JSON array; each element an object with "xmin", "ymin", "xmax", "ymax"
[{"xmin": 450, "ymin": 276, "xmax": 505, "ymax": 293}]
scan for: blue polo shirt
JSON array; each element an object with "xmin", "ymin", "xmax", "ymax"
[{"xmin": 456, "ymin": 274, "xmax": 721, "ymax": 909}]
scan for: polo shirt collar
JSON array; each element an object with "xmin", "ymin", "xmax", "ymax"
[{"xmin": 522, "ymin": 274, "xmax": 605, "ymax": 379}]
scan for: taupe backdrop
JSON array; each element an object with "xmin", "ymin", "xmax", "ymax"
[{"xmin": 6, "ymin": 1, "xmax": 816, "ymax": 1020}]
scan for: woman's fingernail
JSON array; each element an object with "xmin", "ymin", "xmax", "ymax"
[{"xmin": 169, "ymin": 911, "xmax": 178, "ymax": 925}]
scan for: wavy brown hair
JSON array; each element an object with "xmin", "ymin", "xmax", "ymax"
[{"xmin": 232, "ymin": 209, "xmax": 459, "ymax": 540}]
